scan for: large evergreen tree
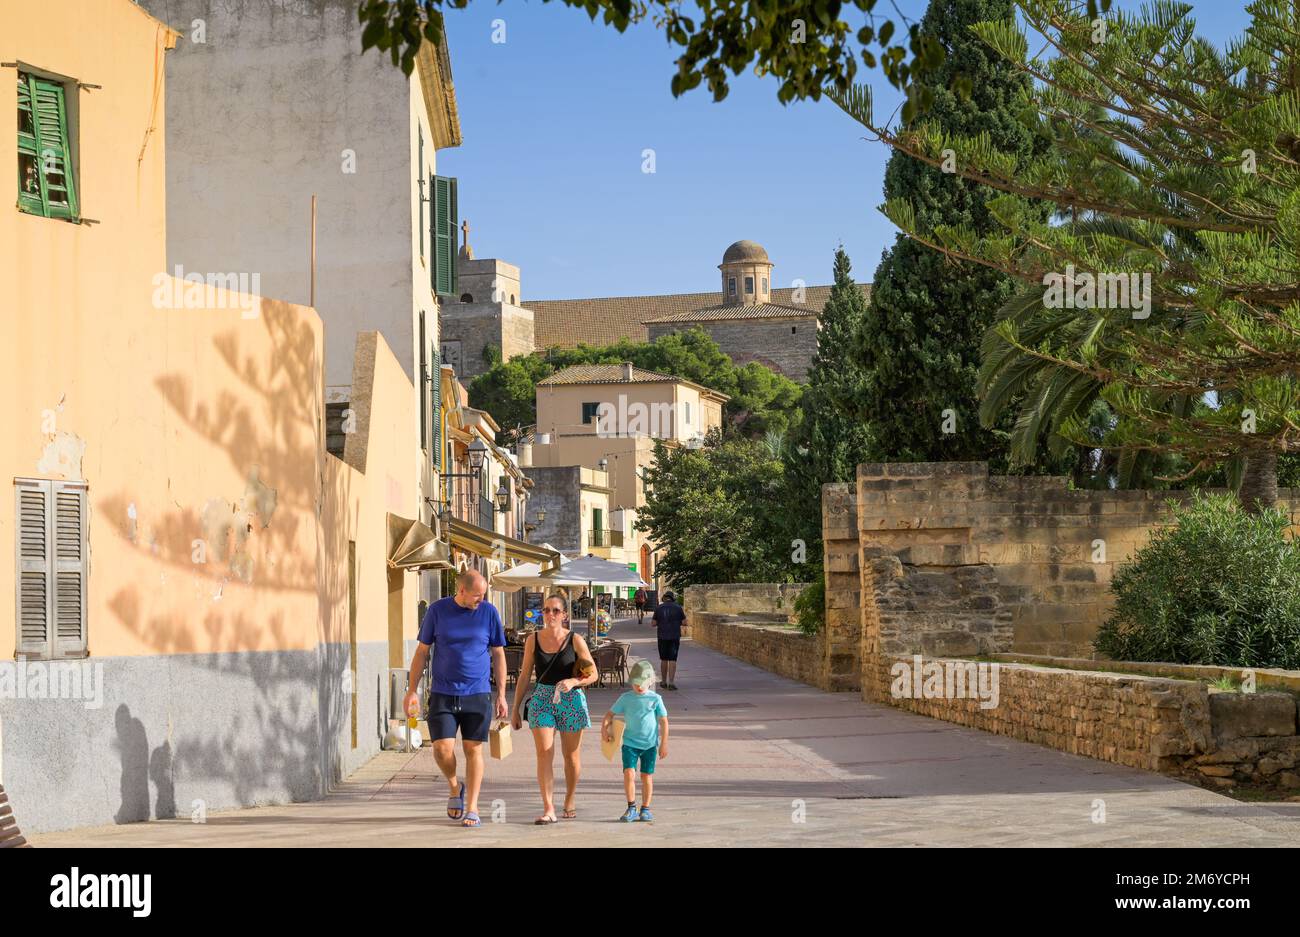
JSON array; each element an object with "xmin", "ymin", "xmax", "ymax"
[
  {"xmin": 785, "ymin": 247, "xmax": 876, "ymax": 547},
  {"xmin": 837, "ymin": 0, "xmax": 1300, "ymax": 510},
  {"xmin": 851, "ymin": 0, "xmax": 1047, "ymax": 466}
]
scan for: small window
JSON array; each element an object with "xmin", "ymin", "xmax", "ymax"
[
  {"xmin": 683, "ymin": 401, "xmax": 691, "ymax": 424},
  {"xmin": 762, "ymin": 277, "xmax": 768, "ymax": 293},
  {"xmin": 792, "ymin": 326, "xmax": 797, "ymax": 334},
  {"xmin": 745, "ymin": 276, "xmax": 754, "ymax": 294},
  {"xmin": 461, "ymin": 293, "xmax": 473, "ymax": 303},
  {"xmin": 728, "ymin": 277, "xmax": 736, "ymax": 295},
  {"xmin": 15, "ymin": 477, "xmax": 88, "ymax": 660},
  {"xmin": 582, "ymin": 402, "xmax": 601, "ymax": 424},
  {"xmin": 510, "ymin": 294, "xmax": 516, "ymax": 304},
  {"xmin": 17, "ymin": 71, "xmax": 78, "ymax": 221}
]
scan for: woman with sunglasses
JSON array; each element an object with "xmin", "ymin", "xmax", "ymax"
[{"xmin": 511, "ymin": 594, "xmax": 598, "ymax": 823}]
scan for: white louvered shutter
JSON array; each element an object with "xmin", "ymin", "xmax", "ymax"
[
  {"xmin": 51, "ymin": 481, "xmax": 88, "ymax": 658},
  {"xmin": 15, "ymin": 480, "xmax": 52, "ymax": 658}
]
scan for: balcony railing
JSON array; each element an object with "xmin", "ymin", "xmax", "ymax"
[{"xmin": 587, "ymin": 528, "xmax": 624, "ymax": 549}]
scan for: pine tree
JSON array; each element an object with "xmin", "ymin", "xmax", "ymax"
[
  {"xmin": 836, "ymin": 0, "xmax": 1300, "ymax": 510},
  {"xmin": 850, "ymin": 0, "xmax": 1047, "ymax": 467}
]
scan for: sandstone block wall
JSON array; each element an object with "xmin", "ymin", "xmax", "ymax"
[
  {"xmin": 852, "ymin": 462, "xmax": 1299, "ymax": 659},
  {"xmin": 648, "ymin": 316, "xmax": 818, "ymax": 382},
  {"xmin": 683, "ymin": 583, "xmax": 826, "ymax": 688}
]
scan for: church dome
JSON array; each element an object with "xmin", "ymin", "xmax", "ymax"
[{"xmin": 721, "ymin": 240, "xmax": 770, "ymax": 265}]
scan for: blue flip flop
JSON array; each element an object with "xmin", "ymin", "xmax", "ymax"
[
  {"xmin": 447, "ymin": 782, "xmax": 466, "ymax": 820},
  {"xmin": 461, "ymin": 811, "xmax": 481, "ymax": 828}
]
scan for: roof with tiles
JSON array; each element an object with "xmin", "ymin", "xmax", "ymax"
[
  {"xmin": 536, "ymin": 364, "xmax": 678, "ymax": 386},
  {"xmin": 526, "ymin": 284, "xmax": 868, "ymax": 349}
]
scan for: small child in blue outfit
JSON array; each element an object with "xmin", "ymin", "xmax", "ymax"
[{"xmin": 602, "ymin": 659, "xmax": 669, "ymax": 822}]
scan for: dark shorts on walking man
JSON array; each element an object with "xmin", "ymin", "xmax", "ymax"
[{"xmin": 418, "ymin": 593, "xmax": 507, "ymax": 742}]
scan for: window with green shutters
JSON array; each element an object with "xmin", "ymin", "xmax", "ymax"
[
  {"xmin": 431, "ymin": 175, "xmax": 457, "ymax": 297},
  {"xmin": 16, "ymin": 71, "xmax": 78, "ymax": 221}
]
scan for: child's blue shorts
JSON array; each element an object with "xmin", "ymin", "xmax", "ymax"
[{"xmin": 621, "ymin": 743, "xmax": 657, "ymax": 774}]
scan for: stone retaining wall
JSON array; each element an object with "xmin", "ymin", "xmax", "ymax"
[
  {"xmin": 865, "ymin": 653, "xmax": 1300, "ymax": 792},
  {"xmin": 683, "ymin": 583, "xmax": 828, "ymax": 688},
  {"xmin": 689, "ymin": 614, "xmax": 824, "ymax": 689}
]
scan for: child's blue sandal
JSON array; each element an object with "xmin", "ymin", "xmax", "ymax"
[
  {"xmin": 638, "ymin": 806, "xmax": 654, "ymax": 822},
  {"xmin": 461, "ymin": 811, "xmax": 481, "ymax": 828},
  {"xmin": 619, "ymin": 805, "xmax": 639, "ymax": 823}
]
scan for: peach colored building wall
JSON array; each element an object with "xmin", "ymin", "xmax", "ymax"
[{"xmin": 0, "ymin": 0, "xmax": 422, "ymax": 834}]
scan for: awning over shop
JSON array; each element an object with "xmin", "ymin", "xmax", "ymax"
[
  {"xmin": 447, "ymin": 517, "xmax": 561, "ymax": 569},
  {"xmin": 386, "ymin": 513, "xmax": 453, "ymax": 571}
]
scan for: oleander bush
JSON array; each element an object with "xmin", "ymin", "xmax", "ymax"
[{"xmin": 1093, "ymin": 494, "xmax": 1300, "ymax": 669}]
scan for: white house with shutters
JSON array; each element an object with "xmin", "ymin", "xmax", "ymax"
[{"xmin": 137, "ymin": 0, "xmax": 463, "ymax": 605}]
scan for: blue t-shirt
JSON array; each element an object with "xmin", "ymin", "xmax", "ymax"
[
  {"xmin": 418, "ymin": 596, "xmax": 506, "ymax": 696},
  {"xmin": 652, "ymin": 602, "xmax": 686, "ymax": 640},
  {"xmin": 611, "ymin": 689, "xmax": 667, "ymax": 750}
]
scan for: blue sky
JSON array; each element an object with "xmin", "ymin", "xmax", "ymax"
[{"xmin": 436, "ymin": 1, "xmax": 1254, "ymax": 301}]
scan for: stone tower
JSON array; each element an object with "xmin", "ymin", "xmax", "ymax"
[
  {"xmin": 439, "ymin": 220, "xmax": 535, "ymax": 380},
  {"xmin": 718, "ymin": 239, "xmax": 773, "ymax": 305}
]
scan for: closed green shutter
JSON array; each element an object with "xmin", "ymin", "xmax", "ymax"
[
  {"xmin": 16, "ymin": 73, "xmax": 78, "ymax": 220},
  {"xmin": 432, "ymin": 175, "xmax": 457, "ymax": 297},
  {"xmin": 419, "ymin": 312, "xmax": 428, "ymax": 450},
  {"xmin": 432, "ymin": 348, "xmax": 442, "ymax": 469}
]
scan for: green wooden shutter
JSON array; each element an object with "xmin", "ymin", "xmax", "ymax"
[
  {"xmin": 19, "ymin": 74, "xmax": 78, "ymax": 220},
  {"xmin": 52, "ymin": 481, "xmax": 88, "ymax": 658},
  {"xmin": 16, "ymin": 74, "xmax": 43, "ymax": 215},
  {"xmin": 433, "ymin": 176, "xmax": 457, "ymax": 296},
  {"xmin": 419, "ymin": 312, "xmax": 428, "ymax": 450},
  {"xmin": 432, "ymin": 348, "xmax": 442, "ymax": 469},
  {"xmin": 15, "ymin": 480, "xmax": 51, "ymax": 658}
]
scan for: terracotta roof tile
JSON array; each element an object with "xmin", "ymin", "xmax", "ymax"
[
  {"xmin": 536, "ymin": 364, "xmax": 677, "ymax": 386},
  {"xmin": 642, "ymin": 301, "xmax": 815, "ymax": 324}
]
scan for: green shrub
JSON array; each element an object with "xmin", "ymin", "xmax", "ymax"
[
  {"xmin": 1093, "ymin": 494, "xmax": 1300, "ymax": 668},
  {"xmin": 793, "ymin": 575, "xmax": 825, "ymax": 636}
]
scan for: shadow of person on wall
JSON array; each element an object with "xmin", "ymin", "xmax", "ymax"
[
  {"xmin": 113, "ymin": 704, "xmax": 150, "ymax": 824},
  {"xmin": 150, "ymin": 741, "xmax": 177, "ymax": 820}
]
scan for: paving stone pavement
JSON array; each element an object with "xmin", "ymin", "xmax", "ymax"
[{"xmin": 31, "ymin": 618, "xmax": 1300, "ymax": 847}]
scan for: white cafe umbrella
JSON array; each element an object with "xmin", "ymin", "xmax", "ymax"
[
  {"xmin": 539, "ymin": 554, "xmax": 650, "ymax": 640},
  {"xmin": 490, "ymin": 545, "xmax": 570, "ymax": 593}
]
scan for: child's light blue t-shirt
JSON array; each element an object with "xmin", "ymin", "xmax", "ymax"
[{"xmin": 611, "ymin": 690, "xmax": 667, "ymax": 749}]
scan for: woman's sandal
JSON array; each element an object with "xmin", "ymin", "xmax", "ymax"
[
  {"xmin": 534, "ymin": 813, "xmax": 558, "ymax": 825},
  {"xmin": 561, "ymin": 807, "xmax": 577, "ymax": 819},
  {"xmin": 461, "ymin": 811, "xmax": 481, "ymax": 828}
]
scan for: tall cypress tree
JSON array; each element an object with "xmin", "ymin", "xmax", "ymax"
[
  {"xmin": 853, "ymin": 0, "xmax": 1045, "ymax": 466},
  {"xmin": 782, "ymin": 247, "xmax": 875, "ymax": 556}
]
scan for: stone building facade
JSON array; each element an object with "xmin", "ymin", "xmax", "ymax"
[
  {"xmin": 439, "ymin": 226, "xmax": 536, "ymax": 381},
  {"xmin": 524, "ymin": 240, "xmax": 871, "ymax": 383}
]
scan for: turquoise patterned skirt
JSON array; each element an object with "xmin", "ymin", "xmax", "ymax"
[{"xmin": 528, "ymin": 683, "xmax": 591, "ymax": 732}]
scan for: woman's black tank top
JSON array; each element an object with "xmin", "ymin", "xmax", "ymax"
[{"xmin": 533, "ymin": 630, "xmax": 576, "ymax": 684}]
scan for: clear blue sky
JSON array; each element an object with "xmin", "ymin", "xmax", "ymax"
[{"xmin": 436, "ymin": 1, "xmax": 1253, "ymax": 301}]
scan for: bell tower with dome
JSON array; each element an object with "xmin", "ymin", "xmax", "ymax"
[{"xmin": 719, "ymin": 239, "xmax": 773, "ymax": 305}]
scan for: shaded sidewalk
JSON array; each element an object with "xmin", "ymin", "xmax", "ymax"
[{"xmin": 32, "ymin": 618, "xmax": 1300, "ymax": 847}]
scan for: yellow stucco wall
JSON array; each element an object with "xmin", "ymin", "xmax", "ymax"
[{"xmin": 1, "ymin": 0, "xmax": 417, "ymax": 661}]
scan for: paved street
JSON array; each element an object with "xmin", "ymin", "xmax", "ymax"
[{"xmin": 32, "ymin": 617, "xmax": 1300, "ymax": 847}]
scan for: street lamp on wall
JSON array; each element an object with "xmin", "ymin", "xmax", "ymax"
[
  {"xmin": 495, "ymin": 483, "xmax": 510, "ymax": 512},
  {"xmin": 468, "ymin": 438, "xmax": 487, "ymax": 472}
]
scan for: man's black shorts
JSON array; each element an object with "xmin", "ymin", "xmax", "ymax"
[
  {"xmin": 427, "ymin": 692, "xmax": 493, "ymax": 742},
  {"xmin": 657, "ymin": 638, "xmax": 680, "ymax": 661}
]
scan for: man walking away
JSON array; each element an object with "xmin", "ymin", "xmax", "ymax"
[
  {"xmin": 650, "ymin": 591, "xmax": 686, "ymax": 690},
  {"xmin": 403, "ymin": 569, "xmax": 508, "ymax": 828},
  {"xmin": 634, "ymin": 587, "xmax": 648, "ymax": 625}
]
